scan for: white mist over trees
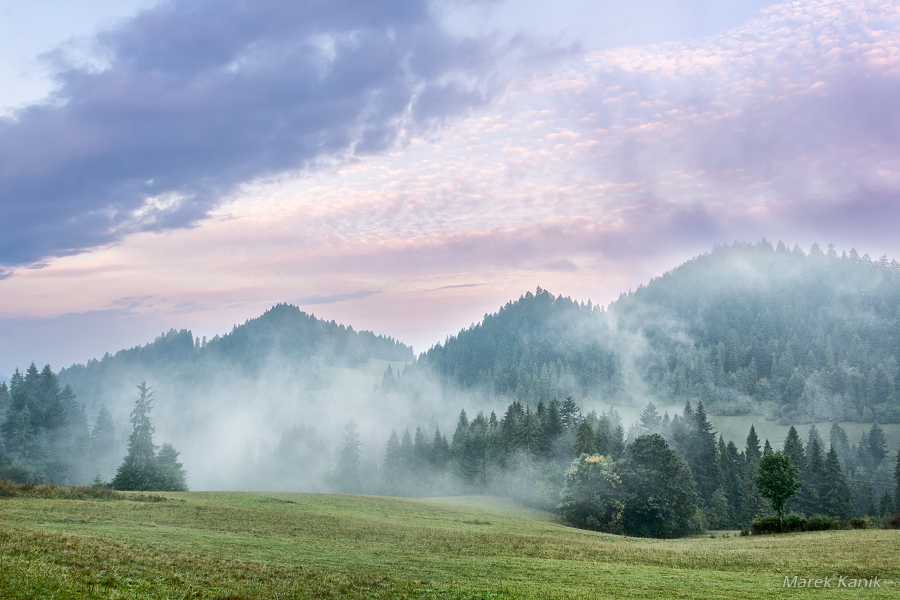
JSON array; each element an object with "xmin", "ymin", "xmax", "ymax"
[{"xmin": 1, "ymin": 241, "xmax": 899, "ymax": 536}]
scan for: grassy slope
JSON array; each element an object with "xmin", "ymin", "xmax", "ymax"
[{"xmin": 1, "ymin": 492, "xmax": 898, "ymax": 599}]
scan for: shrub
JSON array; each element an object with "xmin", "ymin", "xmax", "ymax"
[
  {"xmin": 884, "ymin": 514, "xmax": 900, "ymax": 530},
  {"xmin": 805, "ymin": 515, "xmax": 833, "ymax": 531},
  {"xmin": 751, "ymin": 514, "xmax": 868, "ymax": 534},
  {"xmin": 0, "ymin": 478, "xmax": 127, "ymax": 500}
]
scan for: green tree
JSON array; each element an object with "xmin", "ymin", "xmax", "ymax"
[
  {"xmin": 822, "ymin": 446, "xmax": 855, "ymax": 520},
  {"xmin": 688, "ymin": 401, "xmax": 718, "ymax": 504},
  {"xmin": 802, "ymin": 437, "xmax": 825, "ymax": 516},
  {"xmin": 557, "ymin": 454, "xmax": 623, "ymax": 532},
  {"xmin": 618, "ymin": 434, "xmax": 701, "ymax": 538},
  {"xmin": 90, "ymin": 404, "xmax": 118, "ymax": 479},
  {"xmin": 638, "ymin": 401, "xmax": 661, "ymax": 435},
  {"xmin": 895, "ymin": 448, "xmax": 900, "ymax": 512},
  {"xmin": 112, "ymin": 382, "xmax": 159, "ymax": 491},
  {"xmin": 155, "ymin": 443, "xmax": 188, "ymax": 491},
  {"xmin": 755, "ymin": 451, "xmax": 802, "ymax": 529},
  {"xmin": 867, "ymin": 423, "xmax": 887, "ymax": 468},
  {"xmin": 335, "ymin": 420, "xmax": 362, "ymax": 493},
  {"xmin": 574, "ymin": 419, "xmax": 596, "ymax": 456},
  {"xmin": 381, "ymin": 430, "xmax": 402, "ymax": 493}
]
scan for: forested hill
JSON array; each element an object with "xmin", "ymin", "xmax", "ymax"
[
  {"xmin": 58, "ymin": 303, "xmax": 413, "ymax": 413},
  {"xmin": 416, "ymin": 241, "xmax": 900, "ymax": 423}
]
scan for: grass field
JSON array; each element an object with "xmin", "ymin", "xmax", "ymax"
[{"xmin": 1, "ymin": 489, "xmax": 897, "ymax": 599}]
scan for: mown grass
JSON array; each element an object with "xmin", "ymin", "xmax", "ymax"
[{"xmin": 1, "ymin": 490, "xmax": 898, "ymax": 598}]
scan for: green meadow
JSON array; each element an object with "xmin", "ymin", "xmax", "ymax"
[{"xmin": 1, "ymin": 489, "xmax": 897, "ymax": 599}]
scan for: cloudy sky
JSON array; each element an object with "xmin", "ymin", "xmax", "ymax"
[{"xmin": 1, "ymin": 0, "xmax": 899, "ymax": 375}]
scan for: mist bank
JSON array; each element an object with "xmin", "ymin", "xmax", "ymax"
[
  {"xmin": 2, "ymin": 240, "xmax": 900, "ymax": 497},
  {"xmin": 414, "ymin": 240, "xmax": 900, "ymax": 425}
]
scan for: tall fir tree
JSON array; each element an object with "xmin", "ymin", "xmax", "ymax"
[
  {"xmin": 112, "ymin": 382, "xmax": 158, "ymax": 491},
  {"xmin": 574, "ymin": 419, "xmax": 596, "ymax": 456},
  {"xmin": 782, "ymin": 426, "xmax": 805, "ymax": 515},
  {"xmin": 867, "ymin": 423, "xmax": 887, "ymax": 469},
  {"xmin": 335, "ymin": 419, "xmax": 362, "ymax": 493},
  {"xmin": 688, "ymin": 401, "xmax": 718, "ymax": 505},
  {"xmin": 741, "ymin": 425, "xmax": 769, "ymax": 525},
  {"xmin": 894, "ymin": 448, "xmax": 900, "ymax": 513},
  {"xmin": 802, "ymin": 437, "xmax": 825, "ymax": 516},
  {"xmin": 822, "ymin": 446, "xmax": 856, "ymax": 520}
]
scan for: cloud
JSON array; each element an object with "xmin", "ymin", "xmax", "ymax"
[
  {"xmin": 434, "ymin": 283, "xmax": 484, "ymax": 290},
  {"xmin": 292, "ymin": 290, "xmax": 382, "ymax": 306},
  {"xmin": 542, "ymin": 259, "xmax": 578, "ymax": 271},
  {"xmin": 0, "ymin": 0, "xmax": 505, "ymax": 269}
]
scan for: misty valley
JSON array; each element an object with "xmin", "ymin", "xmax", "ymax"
[{"xmin": 2, "ymin": 240, "xmax": 899, "ymax": 541}]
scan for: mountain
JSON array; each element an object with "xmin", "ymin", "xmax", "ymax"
[
  {"xmin": 416, "ymin": 241, "xmax": 900, "ymax": 423},
  {"xmin": 58, "ymin": 303, "xmax": 413, "ymax": 416}
]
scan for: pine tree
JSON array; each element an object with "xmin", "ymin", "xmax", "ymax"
[
  {"xmin": 335, "ymin": 420, "xmax": 362, "ymax": 493},
  {"xmin": 155, "ymin": 443, "xmax": 188, "ymax": 491},
  {"xmin": 894, "ymin": 448, "xmax": 900, "ymax": 512},
  {"xmin": 867, "ymin": 423, "xmax": 887, "ymax": 468},
  {"xmin": 829, "ymin": 422, "xmax": 853, "ymax": 472},
  {"xmin": 381, "ymin": 430, "xmax": 402, "ymax": 493},
  {"xmin": 559, "ymin": 396, "xmax": 579, "ymax": 431},
  {"xmin": 822, "ymin": 446, "xmax": 856, "ymax": 519},
  {"xmin": 802, "ymin": 437, "xmax": 825, "ymax": 516},
  {"xmin": 741, "ymin": 425, "xmax": 768, "ymax": 526},
  {"xmin": 91, "ymin": 404, "xmax": 117, "ymax": 473},
  {"xmin": 112, "ymin": 382, "xmax": 158, "ymax": 491},
  {"xmin": 688, "ymin": 401, "xmax": 718, "ymax": 504},
  {"xmin": 639, "ymin": 401, "xmax": 662, "ymax": 435},
  {"xmin": 575, "ymin": 419, "xmax": 596, "ymax": 456},
  {"xmin": 782, "ymin": 426, "xmax": 805, "ymax": 514}
]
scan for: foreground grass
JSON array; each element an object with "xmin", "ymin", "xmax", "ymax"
[{"xmin": 1, "ymin": 491, "xmax": 897, "ymax": 599}]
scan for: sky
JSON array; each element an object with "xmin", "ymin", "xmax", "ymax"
[{"xmin": 1, "ymin": 0, "xmax": 899, "ymax": 377}]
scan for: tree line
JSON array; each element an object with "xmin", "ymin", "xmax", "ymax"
[
  {"xmin": 348, "ymin": 395, "xmax": 900, "ymax": 536},
  {"xmin": 0, "ymin": 364, "xmax": 186, "ymax": 491},
  {"xmin": 414, "ymin": 241, "xmax": 900, "ymax": 424}
]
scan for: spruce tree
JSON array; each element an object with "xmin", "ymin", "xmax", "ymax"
[
  {"xmin": 639, "ymin": 401, "xmax": 662, "ymax": 435},
  {"xmin": 575, "ymin": 419, "xmax": 596, "ymax": 456},
  {"xmin": 382, "ymin": 430, "xmax": 402, "ymax": 493},
  {"xmin": 894, "ymin": 448, "xmax": 900, "ymax": 512},
  {"xmin": 822, "ymin": 446, "xmax": 856, "ymax": 520},
  {"xmin": 90, "ymin": 404, "xmax": 117, "ymax": 476},
  {"xmin": 782, "ymin": 426, "xmax": 805, "ymax": 515},
  {"xmin": 688, "ymin": 401, "xmax": 718, "ymax": 504},
  {"xmin": 112, "ymin": 382, "xmax": 158, "ymax": 491},
  {"xmin": 802, "ymin": 437, "xmax": 825, "ymax": 516},
  {"xmin": 335, "ymin": 419, "xmax": 362, "ymax": 493},
  {"xmin": 155, "ymin": 443, "xmax": 188, "ymax": 491},
  {"xmin": 867, "ymin": 423, "xmax": 887, "ymax": 468},
  {"xmin": 741, "ymin": 425, "xmax": 769, "ymax": 525}
]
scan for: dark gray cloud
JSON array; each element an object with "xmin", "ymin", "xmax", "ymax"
[{"xmin": 0, "ymin": 0, "xmax": 503, "ymax": 268}]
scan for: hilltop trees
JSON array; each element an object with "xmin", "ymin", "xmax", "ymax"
[
  {"xmin": 414, "ymin": 242, "xmax": 900, "ymax": 425},
  {"xmin": 111, "ymin": 382, "xmax": 187, "ymax": 491}
]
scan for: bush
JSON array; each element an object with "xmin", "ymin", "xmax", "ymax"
[
  {"xmin": 750, "ymin": 514, "xmax": 868, "ymax": 534},
  {"xmin": 0, "ymin": 478, "xmax": 127, "ymax": 500},
  {"xmin": 884, "ymin": 514, "xmax": 900, "ymax": 530},
  {"xmin": 805, "ymin": 515, "xmax": 833, "ymax": 531}
]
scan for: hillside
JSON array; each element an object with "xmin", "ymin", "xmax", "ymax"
[
  {"xmin": 417, "ymin": 241, "xmax": 900, "ymax": 423},
  {"xmin": 2, "ymin": 490, "xmax": 897, "ymax": 599},
  {"xmin": 57, "ymin": 303, "xmax": 413, "ymax": 416}
]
